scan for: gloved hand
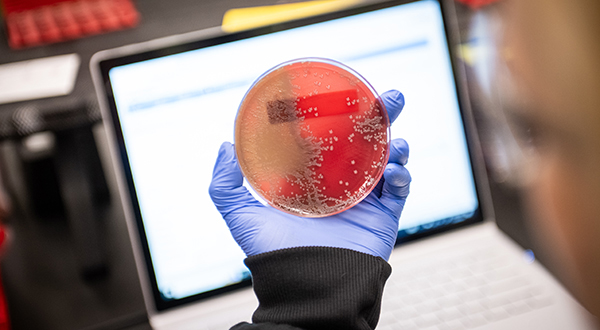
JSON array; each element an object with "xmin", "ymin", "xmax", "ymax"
[{"xmin": 209, "ymin": 90, "xmax": 410, "ymax": 261}]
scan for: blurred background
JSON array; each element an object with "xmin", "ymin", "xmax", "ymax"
[{"xmin": 0, "ymin": 0, "xmax": 556, "ymax": 329}]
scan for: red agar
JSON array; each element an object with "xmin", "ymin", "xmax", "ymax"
[{"xmin": 235, "ymin": 58, "xmax": 389, "ymax": 217}]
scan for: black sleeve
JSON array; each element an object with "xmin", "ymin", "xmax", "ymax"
[{"xmin": 230, "ymin": 246, "xmax": 392, "ymax": 330}]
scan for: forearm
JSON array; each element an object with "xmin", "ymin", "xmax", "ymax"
[{"xmin": 231, "ymin": 246, "xmax": 391, "ymax": 330}]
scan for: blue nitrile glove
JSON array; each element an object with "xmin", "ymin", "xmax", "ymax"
[{"xmin": 209, "ymin": 90, "xmax": 410, "ymax": 261}]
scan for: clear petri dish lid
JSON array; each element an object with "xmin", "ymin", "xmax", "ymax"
[{"xmin": 235, "ymin": 57, "xmax": 390, "ymax": 217}]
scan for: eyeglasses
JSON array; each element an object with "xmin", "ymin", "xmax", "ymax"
[{"xmin": 465, "ymin": 8, "xmax": 541, "ymax": 188}]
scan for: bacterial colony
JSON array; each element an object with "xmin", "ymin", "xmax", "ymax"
[{"xmin": 235, "ymin": 59, "xmax": 389, "ymax": 217}]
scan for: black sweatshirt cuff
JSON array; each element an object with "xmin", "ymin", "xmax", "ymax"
[{"xmin": 244, "ymin": 246, "xmax": 392, "ymax": 330}]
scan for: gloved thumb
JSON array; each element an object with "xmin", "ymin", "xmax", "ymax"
[{"xmin": 209, "ymin": 142, "xmax": 263, "ymax": 217}]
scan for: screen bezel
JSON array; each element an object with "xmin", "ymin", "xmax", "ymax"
[{"xmin": 95, "ymin": 0, "xmax": 487, "ymax": 312}]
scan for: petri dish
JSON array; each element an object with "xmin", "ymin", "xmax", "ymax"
[{"xmin": 235, "ymin": 58, "xmax": 390, "ymax": 217}]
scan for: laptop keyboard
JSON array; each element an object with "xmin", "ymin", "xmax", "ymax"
[
  {"xmin": 378, "ymin": 246, "xmax": 555, "ymax": 330},
  {"xmin": 203, "ymin": 246, "xmax": 556, "ymax": 330}
]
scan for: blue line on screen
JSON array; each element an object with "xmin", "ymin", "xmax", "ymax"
[{"xmin": 126, "ymin": 39, "xmax": 428, "ymax": 113}]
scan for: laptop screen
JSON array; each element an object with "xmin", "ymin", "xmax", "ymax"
[{"xmin": 97, "ymin": 0, "xmax": 481, "ymax": 311}]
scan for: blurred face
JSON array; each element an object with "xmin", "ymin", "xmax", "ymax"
[{"xmin": 503, "ymin": 0, "xmax": 600, "ymax": 317}]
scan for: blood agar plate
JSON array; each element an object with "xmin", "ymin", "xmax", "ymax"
[{"xmin": 235, "ymin": 58, "xmax": 390, "ymax": 217}]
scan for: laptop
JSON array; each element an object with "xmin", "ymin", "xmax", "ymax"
[{"xmin": 90, "ymin": 0, "xmax": 597, "ymax": 329}]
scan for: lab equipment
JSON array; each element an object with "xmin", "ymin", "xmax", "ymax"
[{"xmin": 235, "ymin": 58, "xmax": 391, "ymax": 217}]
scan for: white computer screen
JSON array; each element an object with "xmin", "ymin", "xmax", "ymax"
[{"xmin": 108, "ymin": 0, "xmax": 478, "ymax": 301}]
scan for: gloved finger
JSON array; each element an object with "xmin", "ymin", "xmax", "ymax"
[
  {"xmin": 389, "ymin": 138, "xmax": 409, "ymax": 166},
  {"xmin": 379, "ymin": 163, "xmax": 411, "ymax": 219},
  {"xmin": 367, "ymin": 138, "xmax": 409, "ymax": 199},
  {"xmin": 209, "ymin": 142, "xmax": 264, "ymax": 218},
  {"xmin": 380, "ymin": 90, "xmax": 405, "ymax": 124}
]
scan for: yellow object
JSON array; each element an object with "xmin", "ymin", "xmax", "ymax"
[
  {"xmin": 457, "ymin": 44, "xmax": 477, "ymax": 66},
  {"xmin": 222, "ymin": 0, "xmax": 362, "ymax": 33}
]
